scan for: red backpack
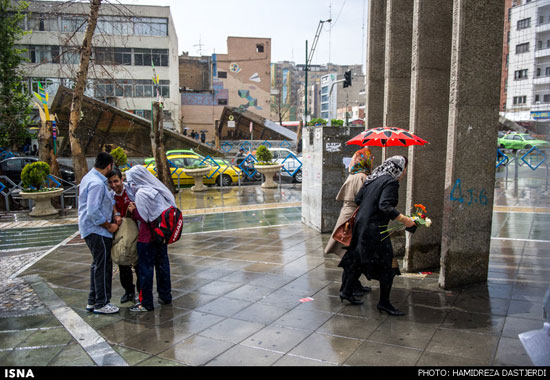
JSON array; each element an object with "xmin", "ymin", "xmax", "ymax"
[{"xmin": 153, "ymin": 207, "xmax": 183, "ymax": 245}]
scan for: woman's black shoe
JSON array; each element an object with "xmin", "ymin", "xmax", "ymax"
[
  {"xmin": 339, "ymin": 292, "xmax": 364, "ymax": 305},
  {"xmin": 353, "ymin": 285, "xmax": 372, "ymax": 296},
  {"xmin": 376, "ymin": 303, "xmax": 404, "ymax": 316}
]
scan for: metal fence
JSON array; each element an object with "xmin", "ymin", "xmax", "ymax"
[
  {"xmin": 0, "ymin": 140, "xmax": 303, "ymax": 212},
  {"xmin": 0, "ymin": 174, "xmax": 79, "ymax": 212},
  {"xmin": 496, "ymin": 146, "xmax": 549, "ymax": 190}
]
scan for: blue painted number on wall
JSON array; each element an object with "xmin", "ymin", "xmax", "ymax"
[{"xmin": 450, "ymin": 178, "xmax": 488, "ymax": 206}]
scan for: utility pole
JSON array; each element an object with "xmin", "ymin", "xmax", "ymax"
[{"xmin": 304, "ymin": 19, "xmax": 332, "ymax": 126}]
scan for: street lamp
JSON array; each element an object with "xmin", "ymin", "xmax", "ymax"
[{"xmin": 304, "ymin": 19, "xmax": 332, "ymax": 125}]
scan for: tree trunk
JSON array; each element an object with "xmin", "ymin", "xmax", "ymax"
[
  {"xmin": 151, "ymin": 102, "xmax": 176, "ymax": 193},
  {"xmin": 68, "ymin": 0, "xmax": 102, "ymax": 183}
]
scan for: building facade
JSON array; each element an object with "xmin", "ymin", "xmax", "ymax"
[
  {"xmin": 296, "ymin": 63, "xmax": 364, "ymax": 123},
  {"xmin": 180, "ymin": 36, "xmax": 271, "ymax": 139},
  {"xmin": 504, "ymin": 0, "xmax": 550, "ymax": 127},
  {"xmin": 18, "ymin": 1, "xmax": 180, "ymax": 129}
]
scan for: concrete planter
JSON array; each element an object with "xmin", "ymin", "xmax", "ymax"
[
  {"xmin": 20, "ymin": 188, "xmax": 63, "ymax": 217},
  {"xmin": 183, "ymin": 166, "xmax": 211, "ymax": 192},
  {"xmin": 255, "ymin": 164, "xmax": 283, "ymax": 189}
]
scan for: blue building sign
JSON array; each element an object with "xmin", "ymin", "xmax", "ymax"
[{"xmin": 531, "ymin": 111, "xmax": 550, "ymax": 120}]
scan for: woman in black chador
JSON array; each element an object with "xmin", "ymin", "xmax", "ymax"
[{"xmin": 339, "ymin": 155, "xmax": 416, "ymax": 316}]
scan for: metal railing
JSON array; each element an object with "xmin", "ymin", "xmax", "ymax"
[
  {"xmin": 0, "ymin": 174, "xmax": 79, "ymax": 212},
  {"xmin": 496, "ymin": 147, "xmax": 549, "ymax": 190},
  {"xmin": 145, "ymin": 140, "xmax": 303, "ymax": 189}
]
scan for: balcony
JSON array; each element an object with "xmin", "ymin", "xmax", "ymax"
[
  {"xmin": 536, "ymin": 21, "xmax": 550, "ymax": 33},
  {"xmin": 535, "ymin": 47, "xmax": 550, "ymax": 58},
  {"xmin": 534, "ymin": 75, "xmax": 550, "ymax": 85}
]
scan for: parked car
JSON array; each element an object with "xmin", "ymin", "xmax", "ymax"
[
  {"xmin": 0, "ymin": 157, "xmax": 75, "ymax": 185},
  {"xmin": 268, "ymin": 148, "xmax": 302, "ymax": 183},
  {"xmin": 144, "ymin": 149, "xmax": 228, "ymax": 166},
  {"xmin": 145, "ymin": 154, "xmax": 241, "ymax": 187},
  {"xmin": 498, "ymin": 133, "xmax": 549, "ymax": 150}
]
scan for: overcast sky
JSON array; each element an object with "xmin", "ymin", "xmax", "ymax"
[{"xmin": 121, "ymin": 0, "xmax": 367, "ymax": 67}]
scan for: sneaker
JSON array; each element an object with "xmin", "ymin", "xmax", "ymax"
[
  {"xmin": 129, "ymin": 303, "xmax": 152, "ymax": 312},
  {"xmin": 86, "ymin": 304, "xmax": 94, "ymax": 312},
  {"xmin": 93, "ymin": 303, "xmax": 119, "ymax": 314}
]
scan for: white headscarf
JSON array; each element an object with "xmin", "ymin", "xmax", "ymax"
[
  {"xmin": 363, "ymin": 155, "xmax": 407, "ymax": 185},
  {"xmin": 125, "ymin": 165, "xmax": 176, "ymax": 222}
]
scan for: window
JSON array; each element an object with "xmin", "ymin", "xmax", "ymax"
[
  {"xmin": 547, "ymin": 67, "xmax": 550, "ymax": 76},
  {"xmin": 321, "ymin": 86, "xmax": 328, "ymax": 94},
  {"xmin": 134, "ymin": 109, "xmax": 152, "ymax": 120},
  {"xmin": 535, "ymin": 95, "xmax": 540, "ymax": 102},
  {"xmin": 256, "ymin": 44, "xmax": 264, "ymax": 53},
  {"xmin": 62, "ymin": 47, "xmax": 80, "ymax": 64},
  {"xmin": 27, "ymin": 13, "xmax": 58, "ymax": 32},
  {"xmin": 544, "ymin": 94, "xmax": 550, "ymax": 103},
  {"xmin": 97, "ymin": 16, "xmax": 133, "ymax": 35},
  {"xmin": 513, "ymin": 96, "xmax": 527, "ymax": 105},
  {"xmin": 514, "ymin": 69, "xmax": 528, "ymax": 80},
  {"xmin": 133, "ymin": 17, "xmax": 168, "ymax": 36},
  {"xmin": 27, "ymin": 45, "xmax": 60, "ymax": 64},
  {"xmin": 517, "ymin": 18, "xmax": 531, "ymax": 30},
  {"xmin": 217, "ymin": 98, "xmax": 228, "ymax": 105},
  {"xmin": 114, "ymin": 48, "xmax": 132, "ymax": 65},
  {"xmin": 95, "ymin": 79, "xmax": 115, "ymax": 97},
  {"xmin": 115, "ymin": 79, "xmax": 133, "ymax": 97},
  {"xmin": 516, "ymin": 42, "xmax": 529, "ymax": 54},
  {"xmin": 134, "ymin": 80, "xmax": 153, "ymax": 98},
  {"xmin": 159, "ymin": 80, "xmax": 170, "ymax": 98},
  {"xmin": 537, "ymin": 68, "xmax": 541, "ymax": 77},
  {"xmin": 217, "ymin": 71, "xmax": 227, "ymax": 78},
  {"xmin": 61, "ymin": 16, "xmax": 87, "ymax": 33},
  {"xmin": 134, "ymin": 49, "xmax": 168, "ymax": 67}
]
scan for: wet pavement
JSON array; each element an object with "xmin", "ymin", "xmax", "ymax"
[{"xmin": 0, "ymin": 177, "xmax": 548, "ymax": 366}]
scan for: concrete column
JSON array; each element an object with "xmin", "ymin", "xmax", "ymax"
[
  {"xmin": 439, "ymin": 0, "xmax": 504, "ymax": 289},
  {"xmin": 364, "ymin": 0, "xmax": 386, "ymax": 168},
  {"xmin": 404, "ymin": 0, "xmax": 453, "ymax": 272},
  {"xmin": 382, "ymin": 0, "xmax": 414, "ymax": 256},
  {"xmin": 365, "ymin": 0, "xmax": 386, "ymax": 131}
]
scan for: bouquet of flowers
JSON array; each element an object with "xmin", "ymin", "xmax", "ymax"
[{"xmin": 380, "ymin": 203, "xmax": 432, "ymax": 240}]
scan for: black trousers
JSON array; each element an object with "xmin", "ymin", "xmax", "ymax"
[
  {"xmin": 119, "ymin": 264, "xmax": 140, "ymax": 295},
  {"xmin": 85, "ymin": 233, "xmax": 113, "ymax": 308},
  {"xmin": 138, "ymin": 242, "xmax": 172, "ymax": 310}
]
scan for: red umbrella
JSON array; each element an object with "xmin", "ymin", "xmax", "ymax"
[{"xmin": 346, "ymin": 126, "xmax": 429, "ymax": 147}]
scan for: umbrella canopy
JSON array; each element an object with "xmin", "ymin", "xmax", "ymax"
[{"xmin": 346, "ymin": 126, "xmax": 429, "ymax": 147}]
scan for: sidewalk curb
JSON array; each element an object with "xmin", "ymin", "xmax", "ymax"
[{"xmin": 24, "ymin": 274, "xmax": 128, "ymax": 367}]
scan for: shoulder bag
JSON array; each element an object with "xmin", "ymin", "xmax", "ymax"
[{"xmin": 332, "ymin": 207, "xmax": 359, "ymax": 247}]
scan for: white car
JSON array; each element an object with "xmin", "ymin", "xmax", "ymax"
[{"xmin": 268, "ymin": 148, "xmax": 302, "ymax": 183}]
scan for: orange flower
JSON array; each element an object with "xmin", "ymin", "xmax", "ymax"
[{"xmin": 414, "ymin": 204, "xmax": 427, "ymax": 213}]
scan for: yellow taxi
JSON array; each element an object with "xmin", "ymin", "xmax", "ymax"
[{"xmin": 145, "ymin": 154, "xmax": 241, "ymax": 187}]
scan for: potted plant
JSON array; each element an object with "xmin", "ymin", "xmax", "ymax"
[
  {"xmin": 254, "ymin": 145, "xmax": 282, "ymax": 189},
  {"xmin": 19, "ymin": 161, "xmax": 63, "ymax": 216},
  {"xmin": 111, "ymin": 146, "xmax": 128, "ymax": 168},
  {"xmin": 182, "ymin": 163, "xmax": 212, "ymax": 192}
]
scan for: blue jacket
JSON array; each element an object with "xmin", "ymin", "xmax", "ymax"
[{"xmin": 78, "ymin": 168, "xmax": 115, "ymax": 239}]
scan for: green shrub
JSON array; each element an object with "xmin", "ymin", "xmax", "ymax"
[
  {"xmin": 21, "ymin": 161, "xmax": 50, "ymax": 190},
  {"xmin": 256, "ymin": 145, "xmax": 273, "ymax": 165},
  {"xmin": 307, "ymin": 118, "xmax": 327, "ymax": 126},
  {"xmin": 331, "ymin": 119, "xmax": 344, "ymax": 126},
  {"xmin": 111, "ymin": 147, "xmax": 127, "ymax": 167}
]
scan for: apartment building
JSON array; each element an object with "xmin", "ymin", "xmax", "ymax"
[
  {"xmin": 180, "ymin": 36, "xmax": 271, "ymax": 137},
  {"xmin": 504, "ymin": 0, "xmax": 550, "ymax": 127},
  {"xmin": 18, "ymin": 1, "xmax": 180, "ymax": 129},
  {"xmin": 296, "ymin": 63, "xmax": 364, "ymax": 122}
]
